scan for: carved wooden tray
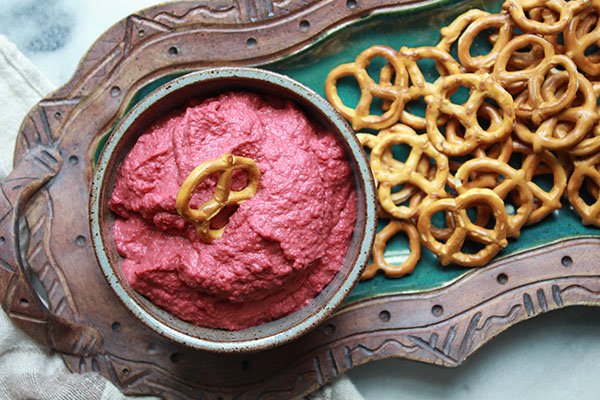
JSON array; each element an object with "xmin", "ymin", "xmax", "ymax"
[{"xmin": 2, "ymin": 0, "xmax": 600, "ymax": 399}]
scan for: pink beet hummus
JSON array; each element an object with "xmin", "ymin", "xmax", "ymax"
[{"xmin": 110, "ymin": 91, "xmax": 357, "ymax": 330}]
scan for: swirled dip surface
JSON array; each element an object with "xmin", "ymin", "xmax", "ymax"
[{"xmin": 110, "ymin": 92, "xmax": 357, "ymax": 330}]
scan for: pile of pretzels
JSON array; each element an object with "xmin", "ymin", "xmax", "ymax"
[{"xmin": 324, "ymin": 0, "xmax": 600, "ymax": 280}]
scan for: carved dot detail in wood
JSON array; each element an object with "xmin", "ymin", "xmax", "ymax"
[
  {"xmin": 347, "ymin": 0, "xmax": 358, "ymax": 9},
  {"xmin": 431, "ymin": 305, "xmax": 443, "ymax": 317},
  {"xmin": 110, "ymin": 86, "xmax": 121, "ymax": 98},
  {"xmin": 122, "ymin": 368, "xmax": 130, "ymax": 376},
  {"xmin": 75, "ymin": 235, "xmax": 86, "ymax": 247},
  {"xmin": 379, "ymin": 310, "xmax": 391, "ymax": 322},
  {"xmin": 111, "ymin": 321, "xmax": 121, "ymax": 332},
  {"xmin": 246, "ymin": 38, "xmax": 257, "ymax": 48},
  {"xmin": 170, "ymin": 352, "xmax": 182, "ymax": 363},
  {"xmin": 562, "ymin": 256, "xmax": 573, "ymax": 267},
  {"xmin": 0, "ymin": 237, "xmax": 5, "ymax": 245},
  {"xmin": 168, "ymin": 46, "xmax": 179, "ymax": 56},
  {"xmin": 300, "ymin": 20, "xmax": 310, "ymax": 32},
  {"xmin": 497, "ymin": 273, "xmax": 508, "ymax": 285},
  {"xmin": 54, "ymin": 112, "xmax": 62, "ymax": 120},
  {"xmin": 19, "ymin": 298, "xmax": 29, "ymax": 306},
  {"xmin": 324, "ymin": 323, "xmax": 336, "ymax": 336},
  {"xmin": 138, "ymin": 29, "xmax": 145, "ymax": 37},
  {"xmin": 69, "ymin": 155, "xmax": 79, "ymax": 165}
]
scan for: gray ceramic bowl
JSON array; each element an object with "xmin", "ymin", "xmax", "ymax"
[{"xmin": 90, "ymin": 67, "xmax": 376, "ymax": 353}]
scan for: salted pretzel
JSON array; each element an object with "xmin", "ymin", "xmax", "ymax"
[
  {"xmin": 513, "ymin": 72, "xmax": 598, "ymax": 152},
  {"xmin": 357, "ymin": 132, "xmax": 431, "ymax": 209},
  {"xmin": 445, "ymin": 103, "xmax": 515, "ymax": 189},
  {"xmin": 362, "ymin": 220, "xmax": 421, "ymax": 279},
  {"xmin": 526, "ymin": 6, "xmax": 566, "ymax": 53},
  {"xmin": 418, "ymin": 188, "xmax": 509, "ymax": 267},
  {"xmin": 509, "ymin": 141, "xmax": 567, "ymax": 223},
  {"xmin": 564, "ymin": 0, "xmax": 600, "ymax": 76},
  {"xmin": 493, "ymin": 34, "xmax": 555, "ymax": 93},
  {"xmin": 572, "ymin": 79, "xmax": 600, "ymax": 156},
  {"xmin": 380, "ymin": 47, "xmax": 462, "ymax": 129},
  {"xmin": 398, "ymin": 46, "xmax": 463, "ymax": 91},
  {"xmin": 426, "ymin": 73, "xmax": 515, "ymax": 156},
  {"xmin": 370, "ymin": 124, "xmax": 449, "ymax": 219},
  {"xmin": 503, "ymin": 0, "xmax": 592, "ymax": 35},
  {"xmin": 437, "ymin": 10, "xmax": 513, "ymax": 71},
  {"xmin": 325, "ymin": 45, "xmax": 408, "ymax": 130},
  {"xmin": 176, "ymin": 153, "xmax": 261, "ymax": 243},
  {"xmin": 494, "ymin": 35, "xmax": 579, "ymax": 123},
  {"xmin": 455, "ymin": 158, "xmax": 534, "ymax": 238},
  {"xmin": 568, "ymin": 152, "xmax": 600, "ymax": 226}
]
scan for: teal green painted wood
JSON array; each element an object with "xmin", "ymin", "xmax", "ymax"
[{"xmin": 98, "ymin": 0, "xmax": 600, "ymax": 305}]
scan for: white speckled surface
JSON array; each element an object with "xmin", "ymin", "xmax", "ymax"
[{"xmin": 1, "ymin": 1, "xmax": 600, "ymax": 399}]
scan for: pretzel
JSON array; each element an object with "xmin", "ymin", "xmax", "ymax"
[
  {"xmin": 325, "ymin": 45, "xmax": 408, "ymax": 130},
  {"xmin": 571, "ymin": 126, "xmax": 600, "ymax": 157},
  {"xmin": 418, "ymin": 188, "xmax": 509, "ymax": 266},
  {"xmin": 513, "ymin": 72, "xmax": 598, "ymax": 152},
  {"xmin": 572, "ymin": 79, "xmax": 600, "ymax": 156},
  {"xmin": 437, "ymin": 11, "xmax": 513, "ymax": 71},
  {"xmin": 568, "ymin": 152, "xmax": 600, "ymax": 226},
  {"xmin": 455, "ymin": 158, "xmax": 534, "ymax": 238},
  {"xmin": 361, "ymin": 220, "xmax": 421, "ymax": 279},
  {"xmin": 176, "ymin": 153, "xmax": 261, "ymax": 242},
  {"xmin": 503, "ymin": 0, "xmax": 592, "ymax": 35},
  {"xmin": 494, "ymin": 35, "xmax": 579, "ymax": 123},
  {"xmin": 564, "ymin": 0, "xmax": 600, "ymax": 76},
  {"xmin": 510, "ymin": 141, "xmax": 567, "ymax": 223},
  {"xmin": 426, "ymin": 73, "xmax": 515, "ymax": 156},
  {"xmin": 493, "ymin": 34, "xmax": 556, "ymax": 86},
  {"xmin": 382, "ymin": 47, "xmax": 462, "ymax": 129},
  {"xmin": 446, "ymin": 104, "xmax": 514, "ymax": 188},
  {"xmin": 357, "ymin": 131, "xmax": 430, "ymax": 208},
  {"xmin": 370, "ymin": 124, "xmax": 449, "ymax": 219}
]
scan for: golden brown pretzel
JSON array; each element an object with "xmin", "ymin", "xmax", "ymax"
[
  {"xmin": 358, "ymin": 131, "xmax": 431, "ymax": 209},
  {"xmin": 494, "ymin": 35, "xmax": 579, "ymax": 123},
  {"xmin": 571, "ymin": 78, "xmax": 600, "ymax": 156},
  {"xmin": 503, "ymin": 0, "xmax": 591, "ymax": 35},
  {"xmin": 514, "ymin": 73, "xmax": 598, "ymax": 152},
  {"xmin": 455, "ymin": 158, "xmax": 534, "ymax": 238},
  {"xmin": 418, "ymin": 188, "xmax": 509, "ymax": 267},
  {"xmin": 361, "ymin": 220, "xmax": 421, "ymax": 280},
  {"xmin": 568, "ymin": 152, "xmax": 600, "ymax": 226},
  {"xmin": 446, "ymin": 103, "xmax": 514, "ymax": 188},
  {"xmin": 370, "ymin": 124, "xmax": 449, "ymax": 219},
  {"xmin": 176, "ymin": 153, "xmax": 261, "ymax": 242},
  {"xmin": 438, "ymin": 9, "xmax": 491, "ymax": 50},
  {"xmin": 564, "ymin": 0, "xmax": 600, "ymax": 76},
  {"xmin": 493, "ymin": 34, "xmax": 556, "ymax": 86},
  {"xmin": 380, "ymin": 46, "xmax": 462, "ymax": 130},
  {"xmin": 426, "ymin": 73, "xmax": 516, "ymax": 156},
  {"xmin": 527, "ymin": 6, "xmax": 566, "ymax": 53},
  {"xmin": 325, "ymin": 45, "xmax": 408, "ymax": 130},
  {"xmin": 444, "ymin": 12, "xmax": 513, "ymax": 71},
  {"xmin": 510, "ymin": 141, "xmax": 567, "ymax": 224}
]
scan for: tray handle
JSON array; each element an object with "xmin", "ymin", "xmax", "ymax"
[{"xmin": 0, "ymin": 146, "xmax": 102, "ymax": 356}]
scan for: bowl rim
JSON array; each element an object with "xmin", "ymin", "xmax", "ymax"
[{"xmin": 89, "ymin": 67, "xmax": 377, "ymax": 353}]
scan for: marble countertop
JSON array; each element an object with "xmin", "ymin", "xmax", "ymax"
[{"xmin": 1, "ymin": 0, "xmax": 600, "ymax": 399}]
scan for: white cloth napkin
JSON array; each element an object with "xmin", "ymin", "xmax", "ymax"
[{"xmin": 0, "ymin": 34, "xmax": 363, "ymax": 400}]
